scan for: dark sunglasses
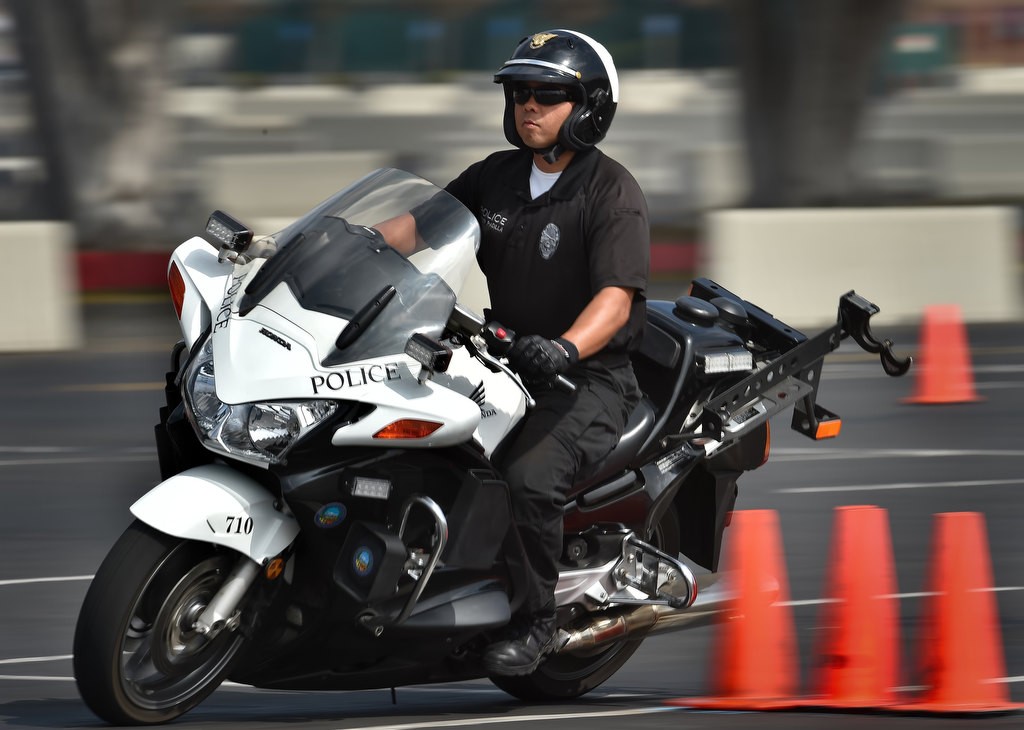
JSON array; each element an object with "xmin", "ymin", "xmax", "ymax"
[{"xmin": 511, "ymin": 85, "xmax": 573, "ymax": 106}]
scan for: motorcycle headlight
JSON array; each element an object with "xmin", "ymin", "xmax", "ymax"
[
  {"xmin": 189, "ymin": 346, "xmax": 228, "ymax": 431},
  {"xmin": 183, "ymin": 337, "xmax": 338, "ymax": 466}
]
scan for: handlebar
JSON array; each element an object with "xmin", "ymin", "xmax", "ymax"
[{"xmin": 473, "ymin": 319, "xmax": 577, "ymax": 396}]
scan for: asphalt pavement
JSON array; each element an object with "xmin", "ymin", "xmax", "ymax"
[{"xmin": 0, "ymin": 295, "xmax": 1021, "ymax": 730}]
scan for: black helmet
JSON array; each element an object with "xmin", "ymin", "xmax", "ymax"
[{"xmin": 493, "ymin": 29, "xmax": 618, "ymax": 160}]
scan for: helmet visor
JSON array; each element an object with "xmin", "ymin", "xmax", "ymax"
[{"xmin": 494, "ymin": 60, "xmax": 580, "ymax": 87}]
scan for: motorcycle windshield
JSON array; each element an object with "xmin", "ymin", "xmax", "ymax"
[{"xmin": 235, "ymin": 169, "xmax": 480, "ymax": 366}]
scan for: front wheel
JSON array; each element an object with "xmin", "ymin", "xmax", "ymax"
[
  {"xmin": 490, "ymin": 507, "xmax": 681, "ymax": 700},
  {"xmin": 73, "ymin": 520, "xmax": 250, "ymax": 725}
]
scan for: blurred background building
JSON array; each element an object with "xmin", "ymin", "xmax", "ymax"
[
  {"xmin": 4, "ymin": 1, "xmax": 1024, "ymax": 241},
  {"xmin": 1, "ymin": 0, "xmax": 1024, "ymax": 336}
]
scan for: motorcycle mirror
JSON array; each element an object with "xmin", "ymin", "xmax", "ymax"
[{"xmin": 205, "ymin": 210, "xmax": 254, "ymax": 253}]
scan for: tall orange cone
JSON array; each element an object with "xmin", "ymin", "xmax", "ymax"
[
  {"xmin": 903, "ymin": 304, "xmax": 982, "ymax": 404},
  {"xmin": 667, "ymin": 509, "xmax": 799, "ymax": 710},
  {"xmin": 796, "ymin": 505, "xmax": 902, "ymax": 709},
  {"xmin": 894, "ymin": 512, "xmax": 1022, "ymax": 714}
]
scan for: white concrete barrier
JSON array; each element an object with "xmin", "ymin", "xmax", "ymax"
[
  {"xmin": 704, "ymin": 206, "xmax": 1023, "ymax": 328},
  {"xmin": 0, "ymin": 222, "xmax": 82, "ymax": 351}
]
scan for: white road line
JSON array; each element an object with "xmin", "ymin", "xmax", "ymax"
[
  {"xmin": 782, "ymin": 586, "xmax": 1024, "ymax": 607},
  {"xmin": 0, "ymin": 674, "xmax": 265, "ymax": 691},
  {"xmin": 0, "ymin": 446, "xmax": 152, "ymax": 453},
  {"xmin": 1, "ymin": 670, "xmax": 1021, "ymax": 691},
  {"xmin": 0, "ymin": 655, "xmax": 71, "ymax": 665},
  {"xmin": 826, "ymin": 363, "xmax": 1024, "ymax": 373},
  {"xmin": 53, "ymin": 382, "xmax": 165, "ymax": 393},
  {"xmin": 334, "ymin": 707, "xmax": 684, "ymax": 730},
  {"xmin": 0, "ymin": 445, "xmax": 153, "ymax": 468},
  {"xmin": 0, "ymin": 446, "xmax": 89, "ymax": 453},
  {"xmin": 771, "ymin": 447, "xmax": 1024, "ymax": 462},
  {"xmin": 0, "ymin": 455, "xmax": 153, "ymax": 467},
  {"xmin": 0, "ymin": 575, "xmax": 93, "ymax": 587},
  {"xmin": 822, "ymin": 364, "xmax": 1024, "ymax": 380},
  {"xmin": 777, "ymin": 477, "xmax": 1024, "ymax": 494}
]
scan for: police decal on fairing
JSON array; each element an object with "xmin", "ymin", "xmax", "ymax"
[{"xmin": 311, "ymin": 362, "xmax": 403, "ymax": 394}]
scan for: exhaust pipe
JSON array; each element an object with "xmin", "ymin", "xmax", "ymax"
[{"xmin": 556, "ymin": 573, "xmax": 779, "ymax": 654}]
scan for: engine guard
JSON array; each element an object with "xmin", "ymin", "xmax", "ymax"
[{"xmin": 130, "ymin": 464, "xmax": 298, "ymax": 563}]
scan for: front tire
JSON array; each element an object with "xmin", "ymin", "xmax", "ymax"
[
  {"xmin": 491, "ymin": 507, "xmax": 681, "ymax": 700},
  {"xmin": 73, "ymin": 520, "xmax": 250, "ymax": 725}
]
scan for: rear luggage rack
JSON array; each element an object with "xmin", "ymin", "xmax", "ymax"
[{"xmin": 681, "ymin": 284, "xmax": 911, "ymax": 443}]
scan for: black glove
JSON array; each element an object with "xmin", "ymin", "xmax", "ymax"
[{"xmin": 508, "ymin": 335, "xmax": 578, "ymax": 384}]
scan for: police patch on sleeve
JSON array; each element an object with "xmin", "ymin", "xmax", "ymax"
[{"xmin": 539, "ymin": 223, "xmax": 560, "ymax": 260}]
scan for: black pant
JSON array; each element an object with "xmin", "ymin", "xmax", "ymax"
[{"xmin": 493, "ymin": 363, "xmax": 640, "ymax": 615}]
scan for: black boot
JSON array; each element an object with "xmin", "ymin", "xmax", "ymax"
[{"xmin": 481, "ymin": 610, "xmax": 558, "ymax": 676}]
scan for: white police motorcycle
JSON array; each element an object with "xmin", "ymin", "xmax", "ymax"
[{"xmin": 72, "ymin": 168, "xmax": 909, "ymax": 725}]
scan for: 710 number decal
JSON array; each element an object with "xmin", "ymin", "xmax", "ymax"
[
  {"xmin": 207, "ymin": 515, "xmax": 254, "ymax": 535},
  {"xmin": 226, "ymin": 515, "xmax": 254, "ymax": 534}
]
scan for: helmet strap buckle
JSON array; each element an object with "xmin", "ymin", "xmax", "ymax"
[{"xmin": 540, "ymin": 144, "xmax": 565, "ymax": 165}]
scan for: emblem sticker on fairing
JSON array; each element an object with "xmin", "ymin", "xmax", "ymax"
[
  {"xmin": 314, "ymin": 502, "xmax": 347, "ymax": 528},
  {"xmin": 353, "ymin": 547, "xmax": 374, "ymax": 576},
  {"xmin": 539, "ymin": 223, "xmax": 560, "ymax": 260}
]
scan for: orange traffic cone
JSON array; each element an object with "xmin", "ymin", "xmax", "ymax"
[
  {"xmin": 903, "ymin": 304, "xmax": 982, "ymax": 404},
  {"xmin": 894, "ymin": 512, "xmax": 1022, "ymax": 714},
  {"xmin": 667, "ymin": 510, "xmax": 799, "ymax": 710},
  {"xmin": 796, "ymin": 505, "xmax": 902, "ymax": 709}
]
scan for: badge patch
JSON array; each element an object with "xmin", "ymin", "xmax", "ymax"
[
  {"xmin": 539, "ymin": 223, "xmax": 560, "ymax": 260},
  {"xmin": 530, "ymin": 32, "xmax": 557, "ymax": 49}
]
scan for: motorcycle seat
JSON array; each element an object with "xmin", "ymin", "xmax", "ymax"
[{"xmin": 570, "ymin": 396, "xmax": 658, "ymax": 495}]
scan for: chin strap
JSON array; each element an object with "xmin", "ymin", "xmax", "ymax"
[{"xmin": 538, "ymin": 143, "xmax": 566, "ymax": 165}]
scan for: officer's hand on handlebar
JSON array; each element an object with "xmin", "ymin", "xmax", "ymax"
[{"xmin": 507, "ymin": 335, "xmax": 578, "ymax": 385}]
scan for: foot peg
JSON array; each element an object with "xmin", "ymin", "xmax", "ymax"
[{"xmin": 610, "ymin": 535, "xmax": 697, "ymax": 609}]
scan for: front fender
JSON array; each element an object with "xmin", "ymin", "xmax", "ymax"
[{"xmin": 130, "ymin": 464, "xmax": 298, "ymax": 563}]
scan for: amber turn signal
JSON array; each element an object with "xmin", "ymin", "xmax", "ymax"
[
  {"xmin": 168, "ymin": 262, "xmax": 186, "ymax": 319},
  {"xmin": 373, "ymin": 419, "xmax": 443, "ymax": 440}
]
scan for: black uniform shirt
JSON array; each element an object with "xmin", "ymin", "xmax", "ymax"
[{"xmin": 444, "ymin": 147, "xmax": 650, "ymax": 367}]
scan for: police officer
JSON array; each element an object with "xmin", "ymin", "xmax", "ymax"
[{"xmin": 378, "ymin": 29, "xmax": 649, "ymax": 676}]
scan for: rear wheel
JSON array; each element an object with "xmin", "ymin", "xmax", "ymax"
[
  {"xmin": 490, "ymin": 507, "xmax": 681, "ymax": 700},
  {"xmin": 73, "ymin": 520, "xmax": 250, "ymax": 725}
]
